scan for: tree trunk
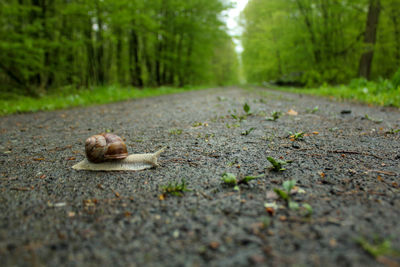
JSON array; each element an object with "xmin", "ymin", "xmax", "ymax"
[
  {"xmin": 115, "ymin": 27, "xmax": 124, "ymax": 85},
  {"xmin": 358, "ymin": 0, "xmax": 381, "ymax": 79},
  {"xmin": 295, "ymin": 0, "xmax": 321, "ymax": 64},
  {"xmin": 96, "ymin": 0, "xmax": 105, "ymax": 85},
  {"xmin": 129, "ymin": 28, "xmax": 143, "ymax": 87},
  {"xmin": 85, "ymin": 18, "xmax": 95, "ymax": 87}
]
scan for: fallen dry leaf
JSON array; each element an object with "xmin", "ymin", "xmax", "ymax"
[
  {"xmin": 209, "ymin": 241, "xmax": 220, "ymax": 249},
  {"xmin": 287, "ymin": 109, "xmax": 298, "ymax": 116},
  {"xmin": 265, "ymin": 207, "xmax": 275, "ymax": 216}
]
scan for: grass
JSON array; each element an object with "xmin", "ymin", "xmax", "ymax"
[
  {"xmin": 0, "ymin": 85, "xmax": 207, "ymax": 116},
  {"xmin": 267, "ymin": 80, "xmax": 400, "ymax": 108}
]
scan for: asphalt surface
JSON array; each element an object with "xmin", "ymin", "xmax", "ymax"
[{"xmin": 1, "ymin": 87, "xmax": 399, "ymax": 266}]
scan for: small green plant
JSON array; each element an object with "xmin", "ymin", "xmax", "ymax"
[
  {"xmin": 386, "ymin": 128, "xmax": 400, "ymax": 134},
  {"xmin": 364, "ymin": 114, "xmax": 383, "ymax": 123},
  {"xmin": 221, "ymin": 173, "xmax": 263, "ymax": 191},
  {"xmin": 274, "ymin": 180, "xmax": 296, "ymax": 201},
  {"xmin": 241, "ymin": 127, "xmax": 255, "ymax": 136},
  {"xmin": 226, "ymin": 123, "xmax": 241, "ymax": 128},
  {"xmin": 274, "ymin": 180, "xmax": 312, "ymax": 215},
  {"xmin": 162, "ymin": 179, "xmax": 191, "ymax": 197},
  {"xmin": 243, "ymin": 102, "xmax": 252, "ymax": 115},
  {"xmin": 231, "ymin": 113, "xmax": 247, "ymax": 122},
  {"xmin": 221, "ymin": 173, "xmax": 237, "ymax": 186},
  {"xmin": 305, "ymin": 106, "xmax": 319, "ymax": 113},
  {"xmin": 266, "ymin": 111, "xmax": 282, "ymax": 121},
  {"xmin": 267, "ymin": 156, "xmax": 291, "ymax": 171},
  {"xmin": 301, "ymin": 203, "xmax": 313, "ymax": 216},
  {"xmin": 289, "ymin": 131, "xmax": 305, "ymax": 140},
  {"xmin": 192, "ymin": 122, "xmax": 203, "ymax": 127},
  {"xmin": 357, "ymin": 237, "xmax": 400, "ymax": 258},
  {"xmin": 169, "ymin": 128, "xmax": 183, "ymax": 135}
]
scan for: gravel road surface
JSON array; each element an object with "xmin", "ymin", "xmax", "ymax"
[{"xmin": 1, "ymin": 87, "xmax": 399, "ymax": 266}]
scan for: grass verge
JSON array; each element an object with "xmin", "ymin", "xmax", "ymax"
[
  {"xmin": 0, "ymin": 85, "xmax": 207, "ymax": 116},
  {"xmin": 267, "ymin": 81, "xmax": 400, "ymax": 108}
]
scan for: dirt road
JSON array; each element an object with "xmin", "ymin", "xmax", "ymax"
[{"xmin": 1, "ymin": 87, "xmax": 399, "ymax": 266}]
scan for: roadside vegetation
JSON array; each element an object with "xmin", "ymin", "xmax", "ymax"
[
  {"xmin": 269, "ymin": 77, "xmax": 400, "ymax": 108},
  {"xmin": 0, "ymin": 86, "xmax": 209, "ymax": 116}
]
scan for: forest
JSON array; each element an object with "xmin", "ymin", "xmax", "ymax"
[
  {"xmin": 0, "ymin": 0, "xmax": 239, "ymax": 96},
  {"xmin": 1, "ymin": 0, "xmax": 400, "ymax": 111},
  {"xmin": 241, "ymin": 0, "xmax": 400, "ymax": 86}
]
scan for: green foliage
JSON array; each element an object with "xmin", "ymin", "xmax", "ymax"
[
  {"xmin": 267, "ymin": 156, "xmax": 291, "ymax": 171},
  {"xmin": 273, "ymin": 179, "xmax": 312, "ymax": 216},
  {"xmin": 221, "ymin": 173, "xmax": 263, "ymax": 189},
  {"xmin": 265, "ymin": 111, "xmax": 282, "ymax": 121},
  {"xmin": 289, "ymin": 131, "xmax": 305, "ymax": 141},
  {"xmin": 241, "ymin": 127, "xmax": 255, "ymax": 136},
  {"xmin": 273, "ymin": 179, "xmax": 295, "ymax": 202},
  {"xmin": 392, "ymin": 68, "xmax": 400, "ymax": 89},
  {"xmin": 221, "ymin": 173, "xmax": 237, "ymax": 186},
  {"xmin": 241, "ymin": 0, "xmax": 400, "ymax": 85},
  {"xmin": 169, "ymin": 129, "xmax": 183, "ymax": 135},
  {"xmin": 0, "ymin": 0, "xmax": 238, "ymax": 96},
  {"xmin": 162, "ymin": 178, "xmax": 191, "ymax": 197},
  {"xmin": 243, "ymin": 102, "xmax": 251, "ymax": 115}
]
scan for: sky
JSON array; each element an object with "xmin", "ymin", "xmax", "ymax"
[{"xmin": 225, "ymin": 0, "xmax": 249, "ymax": 53}]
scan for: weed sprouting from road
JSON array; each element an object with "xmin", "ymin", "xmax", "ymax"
[
  {"xmin": 241, "ymin": 127, "xmax": 255, "ymax": 136},
  {"xmin": 306, "ymin": 106, "xmax": 319, "ymax": 113},
  {"xmin": 364, "ymin": 114, "xmax": 383, "ymax": 123},
  {"xmin": 273, "ymin": 180, "xmax": 313, "ymax": 216},
  {"xmin": 289, "ymin": 131, "xmax": 305, "ymax": 141},
  {"xmin": 266, "ymin": 111, "xmax": 282, "ymax": 121},
  {"xmin": 267, "ymin": 157, "xmax": 291, "ymax": 171},
  {"xmin": 243, "ymin": 103, "xmax": 252, "ymax": 115},
  {"xmin": 386, "ymin": 128, "xmax": 400, "ymax": 134},
  {"xmin": 221, "ymin": 172, "xmax": 263, "ymax": 191},
  {"xmin": 357, "ymin": 237, "xmax": 400, "ymax": 258},
  {"xmin": 162, "ymin": 179, "xmax": 191, "ymax": 197},
  {"xmin": 169, "ymin": 129, "xmax": 183, "ymax": 135}
]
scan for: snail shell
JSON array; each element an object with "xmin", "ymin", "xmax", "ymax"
[
  {"xmin": 73, "ymin": 133, "xmax": 166, "ymax": 171},
  {"xmin": 85, "ymin": 133, "xmax": 128, "ymax": 163}
]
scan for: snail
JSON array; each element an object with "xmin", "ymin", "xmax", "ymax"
[{"xmin": 72, "ymin": 133, "xmax": 166, "ymax": 171}]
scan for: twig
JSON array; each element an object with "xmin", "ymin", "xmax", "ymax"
[
  {"xmin": 367, "ymin": 170, "xmax": 397, "ymax": 176},
  {"xmin": 198, "ymin": 191, "xmax": 213, "ymax": 200},
  {"xmin": 11, "ymin": 187, "xmax": 33, "ymax": 191},
  {"xmin": 328, "ymin": 150, "xmax": 383, "ymax": 159}
]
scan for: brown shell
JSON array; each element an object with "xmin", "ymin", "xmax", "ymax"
[{"xmin": 85, "ymin": 133, "xmax": 128, "ymax": 163}]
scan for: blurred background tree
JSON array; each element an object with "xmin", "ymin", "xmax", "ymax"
[
  {"xmin": 0, "ymin": 0, "xmax": 239, "ymax": 96},
  {"xmin": 241, "ymin": 0, "xmax": 400, "ymax": 87}
]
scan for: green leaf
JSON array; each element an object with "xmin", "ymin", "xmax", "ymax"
[
  {"xmin": 283, "ymin": 180, "xmax": 296, "ymax": 192},
  {"xmin": 267, "ymin": 156, "xmax": 289, "ymax": 171},
  {"xmin": 241, "ymin": 127, "xmax": 255, "ymax": 136},
  {"xmin": 273, "ymin": 188, "xmax": 288, "ymax": 201},
  {"xmin": 243, "ymin": 103, "xmax": 251, "ymax": 114},
  {"xmin": 240, "ymin": 174, "xmax": 263, "ymax": 183},
  {"xmin": 221, "ymin": 173, "xmax": 237, "ymax": 185},
  {"xmin": 288, "ymin": 201, "xmax": 299, "ymax": 210},
  {"xmin": 302, "ymin": 203, "xmax": 313, "ymax": 216}
]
